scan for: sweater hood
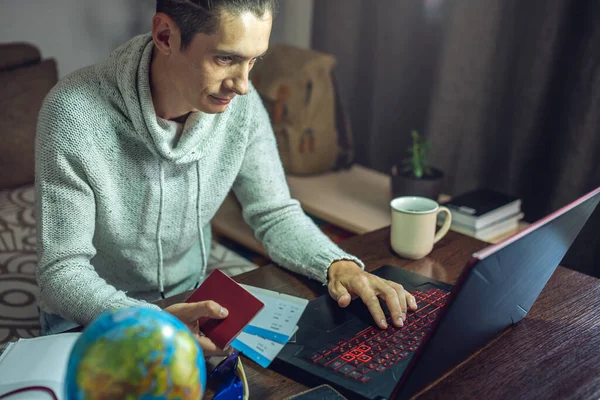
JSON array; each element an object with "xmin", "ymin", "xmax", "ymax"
[
  {"xmin": 93, "ymin": 33, "xmax": 235, "ymax": 295},
  {"xmin": 101, "ymin": 33, "xmax": 236, "ymax": 164}
]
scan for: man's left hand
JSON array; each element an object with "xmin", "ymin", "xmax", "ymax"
[{"xmin": 327, "ymin": 260, "xmax": 417, "ymax": 329}]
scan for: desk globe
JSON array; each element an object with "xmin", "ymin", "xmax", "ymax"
[{"xmin": 65, "ymin": 306, "xmax": 206, "ymax": 400}]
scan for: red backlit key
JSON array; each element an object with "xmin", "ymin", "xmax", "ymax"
[{"xmin": 357, "ymin": 354, "xmax": 372, "ymax": 363}]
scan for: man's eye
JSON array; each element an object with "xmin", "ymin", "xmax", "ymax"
[{"xmin": 216, "ymin": 56, "xmax": 232, "ymax": 65}]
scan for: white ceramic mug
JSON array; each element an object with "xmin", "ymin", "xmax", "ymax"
[{"xmin": 390, "ymin": 196, "xmax": 452, "ymax": 260}]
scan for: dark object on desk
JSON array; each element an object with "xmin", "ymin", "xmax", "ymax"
[
  {"xmin": 443, "ymin": 188, "xmax": 521, "ymax": 229},
  {"xmin": 274, "ymin": 188, "xmax": 600, "ymax": 400},
  {"xmin": 186, "ymin": 269, "xmax": 264, "ymax": 350},
  {"xmin": 275, "ymin": 267, "xmax": 451, "ymax": 400},
  {"xmin": 284, "ymin": 384, "xmax": 347, "ymax": 400},
  {"xmin": 390, "ymin": 166, "xmax": 444, "ymax": 201}
]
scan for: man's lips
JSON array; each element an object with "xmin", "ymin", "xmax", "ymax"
[{"xmin": 210, "ymin": 95, "xmax": 234, "ymax": 105}]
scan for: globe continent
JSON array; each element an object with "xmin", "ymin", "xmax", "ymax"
[{"xmin": 65, "ymin": 307, "xmax": 206, "ymax": 400}]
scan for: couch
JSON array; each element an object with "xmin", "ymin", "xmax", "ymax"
[{"xmin": 0, "ymin": 43, "xmax": 57, "ymax": 343}]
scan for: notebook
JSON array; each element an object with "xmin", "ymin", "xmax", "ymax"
[{"xmin": 0, "ymin": 333, "xmax": 81, "ymax": 400}]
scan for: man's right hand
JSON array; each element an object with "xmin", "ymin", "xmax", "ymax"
[{"xmin": 165, "ymin": 300, "xmax": 231, "ymax": 357}]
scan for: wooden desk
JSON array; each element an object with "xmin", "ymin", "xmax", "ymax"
[
  {"xmin": 159, "ymin": 229, "xmax": 600, "ymax": 399},
  {"xmin": 210, "ymin": 165, "xmax": 392, "ymax": 257},
  {"xmin": 212, "ymin": 165, "xmax": 528, "ymax": 259},
  {"xmin": 287, "ymin": 165, "xmax": 393, "ymax": 235}
]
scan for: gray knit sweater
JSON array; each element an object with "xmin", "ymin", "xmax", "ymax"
[{"xmin": 35, "ymin": 34, "xmax": 363, "ymax": 326}]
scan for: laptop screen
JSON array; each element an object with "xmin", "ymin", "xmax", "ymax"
[{"xmin": 392, "ymin": 187, "xmax": 600, "ymax": 400}]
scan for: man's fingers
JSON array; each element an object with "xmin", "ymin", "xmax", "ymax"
[
  {"xmin": 195, "ymin": 334, "xmax": 219, "ymax": 353},
  {"xmin": 381, "ymin": 281, "xmax": 405, "ymax": 327},
  {"xmin": 165, "ymin": 301, "xmax": 229, "ymax": 335},
  {"xmin": 359, "ymin": 289, "xmax": 387, "ymax": 329},
  {"xmin": 195, "ymin": 335, "xmax": 232, "ymax": 357},
  {"xmin": 406, "ymin": 291, "xmax": 418, "ymax": 311},
  {"xmin": 329, "ymin": 282, "xmax": 352, "ymax": 307},
  {"xmin": 188, "ymin": 300, "xmax": 229, "ymax": 320},
  {"xmin": 387, "ymin": 281, "xmax": 408, "ymax": 315}
]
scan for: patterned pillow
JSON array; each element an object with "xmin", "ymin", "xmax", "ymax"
[{"xmin": 0, "ymin": 185, "xmax": 39, "ymax": 344}]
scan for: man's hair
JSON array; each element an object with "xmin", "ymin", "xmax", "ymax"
[{"xmin": 156, "ymin": 0, "xmax": 277, "ymax": 51}]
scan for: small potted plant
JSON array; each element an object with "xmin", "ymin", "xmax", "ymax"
[{"xmin": 390, "ymin": 130, "xmax": 444, "ymax": 200}]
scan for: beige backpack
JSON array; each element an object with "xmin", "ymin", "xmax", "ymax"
[{"xmin": 250, "ymin": 44, "xmax": 353, "ymax": 175}]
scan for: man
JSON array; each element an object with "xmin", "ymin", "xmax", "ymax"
[{"xmin": 35, "ymin": 0, "xmax": 416, "ymax": 357}]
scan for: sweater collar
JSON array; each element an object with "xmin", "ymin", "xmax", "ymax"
[{"xmin": 116, "ymin": 33, "xmax": 236, "ymax": 164}]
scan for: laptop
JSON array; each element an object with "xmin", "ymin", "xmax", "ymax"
[{"xmin": 274, "ymin": 187, "xmax": 600, "ymax": 400}]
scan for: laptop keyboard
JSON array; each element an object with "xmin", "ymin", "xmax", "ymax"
[{"xmin": 307, "ymin": 288, "xmax": 450, "ymax": 384}]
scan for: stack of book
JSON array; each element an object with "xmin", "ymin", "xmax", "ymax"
[{"xmin": 440, "ymin": 189, "xmax": 524, "ymax": 242}]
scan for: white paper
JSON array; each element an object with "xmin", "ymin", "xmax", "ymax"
[
  {"xmin": 241, "ymin": 285, "xmax": 308, "ymax": 343},
  {"xmin": 0, "ymin": 333, "xmax": 81, "ymax": 400},
  {"xmin": 232, "ymin": 326, "xmax": 299, "ymax": 368}
]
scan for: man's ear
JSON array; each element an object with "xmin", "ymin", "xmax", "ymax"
[{"xmin": 152, "ymin": 12, "xmax": 180, "ymax": 55}]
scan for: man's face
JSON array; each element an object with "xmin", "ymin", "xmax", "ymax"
[{"xmin": 165, "ymin": 10, "xmax": 272, "ymax": 114}]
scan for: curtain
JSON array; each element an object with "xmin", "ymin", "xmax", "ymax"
[{"xmin": 312, "ymin": 0, "xmax": 600, "ymax": 276}]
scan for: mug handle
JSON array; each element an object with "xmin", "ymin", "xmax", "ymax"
[{"xmin": 434, "ymin": 206, "xmax": 452, "ymax": 244}]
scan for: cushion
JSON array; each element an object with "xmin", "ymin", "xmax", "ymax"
[
  {"xmin": 0, "ymin": 58, "xmax": 57, "ymax": 189},
  {"xmin": 0, "ymin": 43, "xmax": 41, "ymax": 71},
  {"xmin": 0, "ymin": 184, "xmax": 39, "ymax": 344}
]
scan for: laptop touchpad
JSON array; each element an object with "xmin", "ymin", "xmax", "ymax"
[{"xmin": 305, "ymin": 294, "xmax": 373, "ymax": 332}]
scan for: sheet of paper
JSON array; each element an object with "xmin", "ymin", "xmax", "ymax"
[
  {"xmin": 241, "ymin": 284, "xmax": 308, "ymax": 343},
  {"xmin": 0, "ymin": 333, "xmax": 81, "ymax": 400},
  {"xmin": 231, "ymin": 326, "xmax": 299, "ymax": 368}
]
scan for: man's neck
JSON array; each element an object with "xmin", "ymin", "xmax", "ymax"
[
  {"xmin": 150, "ymin": 48, "xmax": 196, "ymax": 121},
  {"xmin": 171, "ymin": 112, "xmax": 191, "ymax": 124}
]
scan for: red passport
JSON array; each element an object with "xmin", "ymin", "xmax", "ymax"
[{"xmin": 185, "ymin": 269, "xmax": 264, "ymax": 349}]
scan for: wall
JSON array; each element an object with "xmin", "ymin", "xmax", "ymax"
[
  {"xmin": 272, "ymin": 0, "xmax": 313, "ymax": 50},
  {"xmin": 0, "ymin": 0, "xmax": 313, "ymax": 78}
]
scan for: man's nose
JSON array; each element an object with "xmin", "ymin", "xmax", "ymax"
[{"xmin": 229, "ymin": 66, "xmax": 250, "ymax": 96}]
